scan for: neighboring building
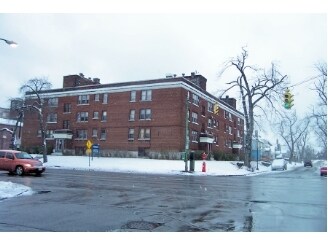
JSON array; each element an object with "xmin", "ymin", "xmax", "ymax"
[
  {"xmin": 0, "ymin": 99, "xmax": 23, "ymax": 149},
  {"xmin": 21, "ymin": 72, "xmax": 244, "ymax": 158}
]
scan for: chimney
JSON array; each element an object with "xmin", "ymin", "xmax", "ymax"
[
  {"xmin": 221, "ymin": 95, "xmax": 237, "ymax": 109},
  {"xmin": 93, "ymin": 78, "xmax": 100, "ymax": 84}
]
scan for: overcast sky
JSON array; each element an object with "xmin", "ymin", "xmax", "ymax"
[{"xmin": 0, "ymin": 0, "xmax": 327, "ymax": 144}]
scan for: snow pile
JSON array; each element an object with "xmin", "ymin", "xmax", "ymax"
[{"xmin": 0, "ymin": 181, "xmax": 34, "ymax": 201}]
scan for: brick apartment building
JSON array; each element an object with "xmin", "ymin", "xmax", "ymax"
[{"xmin": 22, "ymin": 72, "xmax": 244, "ymax": 158}]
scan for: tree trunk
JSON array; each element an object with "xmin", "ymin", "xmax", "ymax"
[{"xmin": 38, "ymin": 110, "xmax": 48, "ymax": 163}]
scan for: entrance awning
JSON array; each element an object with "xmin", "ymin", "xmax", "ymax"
[
  {"xmin": 232, "ymin": 143, "xmax": 243, "ymax": 149},
  {"xmin": 199, "ymin": 133, "xmax": 214, "ymax": 143},
  {"xmin": 53, "ymin": 129, "xmax": 73, "ymax": 139}
]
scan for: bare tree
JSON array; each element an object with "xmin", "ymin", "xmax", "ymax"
[
  {"xmin": 219, "ymin": 48, "xmax": 288, "ymax": 168},
  {"xmin": 20, "ymin": 77, "xmax": 52, "ymax": 163},
  {"xmin": 296, "ymin": 129, "xmax": 309, "ymax": 162},
  {"xmin": 311, "ymin": 62, "xmax": 327, "ymax": 156},
  {"xmin": 278, "ymin": 111, "xmax": 310, "ymax": 163}
]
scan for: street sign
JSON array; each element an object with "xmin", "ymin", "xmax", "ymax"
[
  {"xmin": 92, "ymin": 144, "xmax": 100, "ymax": 159},
  {"xmin": 86, "ymin": 140, "xmax": 92, "ymax": 149}
]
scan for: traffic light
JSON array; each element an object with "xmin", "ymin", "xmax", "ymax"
[
  {"xmin": 283, "ymin": 88, "xmax": 294, "ymax": 109},
  {"xmin": 214, "ymin": 103, "xmax": 219, "ymax": 115}
]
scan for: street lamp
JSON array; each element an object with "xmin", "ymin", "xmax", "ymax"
[{"xmin": 0, "ymin": 38, "xmax": 18, "ymax": 47}]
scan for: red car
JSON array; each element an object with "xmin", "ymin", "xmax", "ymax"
[
  {"xmin": 320, "ymin": 166, "xmax": 327, "ymax": 176},
  {"xmin": 0, "ymin": 150, "xmax": 45, "ymax": 176}
]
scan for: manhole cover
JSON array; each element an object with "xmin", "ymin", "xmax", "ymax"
[{"xmin": 122, "ymin": 221, "xmax": 163, "ymax": 231}]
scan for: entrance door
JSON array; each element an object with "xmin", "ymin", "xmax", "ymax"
[{"xmin": 55, "ymin": 139, "xmax": 64, "ymax": 153}]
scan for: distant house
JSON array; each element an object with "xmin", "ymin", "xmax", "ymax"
[{"xmin": 251, "ymin": 137, "xmax": 272, "ymax": 162}]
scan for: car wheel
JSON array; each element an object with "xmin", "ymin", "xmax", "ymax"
[{"xmin": 15, "ymin": 166, "xmax": 24, "ymax": 176}]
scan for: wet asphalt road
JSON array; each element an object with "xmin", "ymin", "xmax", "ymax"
[{"xmin": 0, "ymin": 162, "xmax": 326, "ymax": 232}]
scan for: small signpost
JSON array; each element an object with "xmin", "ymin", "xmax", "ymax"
[
  {"xmin": 92, "ymin": 144, "xmax": 100, "ymax": 160},
  {"xmin": 86, "ymin": 140, "xmax": 92, "ymax": 167}
]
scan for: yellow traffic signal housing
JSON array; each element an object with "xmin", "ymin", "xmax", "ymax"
[
  {"xmin": 214, "ymin": 103, "xmax": 219, "ymax": 115},
  {"xmin": 284, "ymin": 88, "xmax": 294, "ymax": 109}
]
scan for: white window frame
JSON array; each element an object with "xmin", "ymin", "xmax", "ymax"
[
  {"xmin": 130, "ymin": 91, "xmax": 136, "ymax": 102},
  {"xmin": 129, "ymin": 109, "xmax": 135, "ymax": 121},
  {"xmin": 141, "ymin": 90, "xmax": 152, "ymax": 101},
  {"xmin": 78, "ymin": 95, "xmax": 89, "ymax": 105}
]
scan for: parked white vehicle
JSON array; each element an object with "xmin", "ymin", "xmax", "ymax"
[{"xmin": 271, "ymin": 157, "xmax": 287, "ymax": 171}]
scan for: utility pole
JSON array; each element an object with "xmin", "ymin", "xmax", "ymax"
[{"xmin": 184, "ymin": 94, "xmax": 190, "ymax": 172}]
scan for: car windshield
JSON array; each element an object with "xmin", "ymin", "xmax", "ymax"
[{"xmin": 15, "ymin": 152, "xmax": 33, "ymax": 159}]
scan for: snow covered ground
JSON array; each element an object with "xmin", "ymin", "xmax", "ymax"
[{"xmin": 0, "ymin": 155, "xmax": 323, "ymax": 201}]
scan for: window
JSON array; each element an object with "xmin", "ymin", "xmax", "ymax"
[
  {"xmin": 208, "ymin": 118, "xmax": 213, "ymax": 128},
  {"xmin": 128, "ymin": 128, "xmax": 134, "ymax": 140},
  {"xmin": 141, "ymin": 90, "xmax": 152, "ymax": 101},
  {"xmin": 92, "ymin": 128, "xmax": 98, "ymax": 138},
  {"xmin": 139, "ymin": 128, "xmax": 150, "ymax": 140},
  {"xmin": 63, "ymin": 103, "xmax": 71, "ymax": 113},
  {"xmin": 215, "ymin": 136, "xmax": 218, "ymax": 145},
  {"xmin": 130, "ymin": 91, "xmax": 136, "ymax": 102},
  {"xmin": 101, "ymin": 111, "xmax": 107, "ymax": 121},
  {"xmin": 46, "ymin": 130, "xmax": 54, "ymax": 139},
  {"xmin": 237, "ymin": 118, "xmax": 241, "ymax": 125},
  {"xmin": 225, "ymin": 124, "xmax": 232, "ymax": 134},
  {"xmin": 78, "ymin": 95, "xmax": 89, "ymax": 104},
  {"xmin": 201, "ymin": 106, "xmax": 206, "ymax": 116},
  {"xmin": 77, "ymin": 112, "xmax": 88, "ymax": 122},
  {"xmin": 139, "ymin": 109, "xmax": 151, "ymax": 120},
  {"xmin": 225, "ymin": 111, "xmax": 232, "ymax": 121},
  {"xmin": 93, "ymin": 111, "xmax": 99, "ymax": 119},
  {"xmin": 237, "ymin": 129, "xmax": 240, "ymax": 138},
  {"xmin": 129, "ymin": 110, "xmax": 135, "ymax": 121},
  {"xmin": 47, "ymin": 113, "xmax": 57, "ymax": 123},
  {"xmin": 208, "ymin": 102, "xmax": 213, "ymax": 112},
  {"xmin": 191, "ymin": 112, "xmax": 198, "ymax": 124},
  {"xmin": 6, "ymin": 152, "xmax": 14, "ymax": 159},
  {"xmin": 191, "ymin": 131, "xmax": 198, "ymax": 142},
  {"xmin": 201, "ymin": 123, "xmax": 205, "ymax": 133},
  {"xmin": 103, "ymin": 93, "xmax": 108, "ymax": 104},
  {"xmin": 76, "ymin": 129, "xmax": 87, "ymax": 140},
  {"xmin": 100, "ymin": 129, "xmax": 106, "ymax": 140},
  {"xmin": 192, "ymin": 94, "xmax": 199, "ymax": 106},
  {"xmin": 48, "ymin": 98, "xmax": 58, "ymax": 107},
  {"xmin": 95, "ymin": 94, "xmax": 100, "ymax": 102},
  {"xmin": 225, "ymin": 139, "xmax": 232, "ymax": 148},
  {"xmin": 63, "ymin": 120, "xmax": 70, "ymax": 129}
]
